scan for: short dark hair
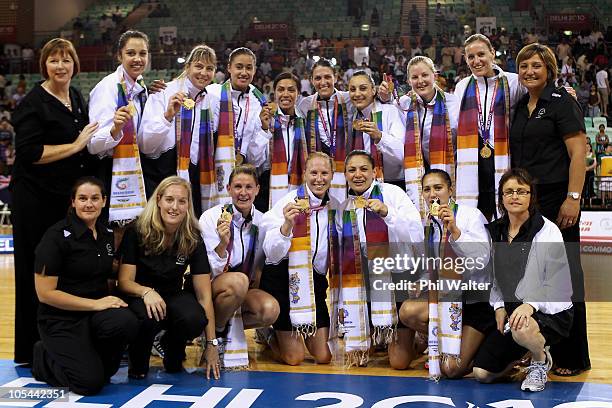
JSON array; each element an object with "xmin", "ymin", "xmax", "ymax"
[
  {"xmin": 344, "ymin": 149, "xmax": 374, "ymax": 169},
  {"xmin": 273, "ymin": 72, "xmax": 300, "ymax": 91},
  {"xmin": 498, "ymin": 168, "xmax": 538, "ymax": 217},
  {"xmin": 422, "ymin": 169, "xmax": 452, "ymax": 188},
  {"xmin": 71, "ymin": 176, "xmax": 106, "ymax": 200},
  {"xmin": 350, "ymin": 70, "xmax": 375, "ymax": 86},
  {"xmin": 228, "ymin": 164, "xmax": 259, "ymax": 185}
]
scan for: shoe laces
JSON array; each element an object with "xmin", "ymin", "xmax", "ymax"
[{"xmin": 525, "ymin": 361, "xmax": 547, "ymax": 383}]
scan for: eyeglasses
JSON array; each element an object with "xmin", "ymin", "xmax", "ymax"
[{"xmin": 502, "ymin": 189, "xmax": 531, "ymax": 198}]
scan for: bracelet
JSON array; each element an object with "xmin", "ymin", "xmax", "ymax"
[{"xmin": 141, "ymin": 289, "xmax": 154, "ymax": 299}]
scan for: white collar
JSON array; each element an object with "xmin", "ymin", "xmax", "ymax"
[
  {"xmin": 183, "ymin": 76, "xmax": 205, "ymax": 99},
  {"xmin": 348, "ymin": 180, "xmax": 377, "ymax": 199},
  {"xmin": 230, "ymin": 204, "xmax": 255, "ymax": 224},
  {"xmin": 356, "ymin": 101, "xmax": 375, "ymax": 118},
  {"xmin": 306, "ymin": 184, "xmax": 325, "ymax": 207},
  {"xmin": 117, "ymin": 65, "xmax": 144, "ymax": 94}
]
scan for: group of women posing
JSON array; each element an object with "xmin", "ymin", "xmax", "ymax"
[{"xmin": 12, "ymin": 29, "xmax": 589, "ymax": 396}]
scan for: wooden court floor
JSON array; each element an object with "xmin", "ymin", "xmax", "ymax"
[{"xmin": 0, "ymin": 254, "xmax": 610, "ymax": 384}]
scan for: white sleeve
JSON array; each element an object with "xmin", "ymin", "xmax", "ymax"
[
  {"xmin": 141, "ymin": 87, "xmax": 173, "ymax": 156},
  {"xmin": 88, "ymin": 78, "xmax": 121, "ymax": 155},
  {"xmin": 246, "ymin": 122, "xmax": 271, "ymax": 168},
  {"xmin": 199, "ymin": 206, "xmax": 228, "ymax": 277},
  {"xmin": 261, "ymin": 193, "xmax": 294, "ymax": 264},
  {"xmin": 383, "ymin": 184, "xmax": 424, "ymax": 244},
  {"xmin": 374, "ymin": 106, "xmax": 405, "ymax": 170},
  {"xmin": 489, "ymin": 277, "xmax": 505, "ymax": 311},
  {"xmin": 450, "ymin": 207, "xmax": 490, "ymax": 263}
]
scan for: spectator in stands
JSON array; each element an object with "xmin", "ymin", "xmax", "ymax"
[
  {"xmin": 11, "ymin": 38, "xmax": 98, "ymax": 365},
  {"xmin": 308, "ymin": 33, "xmax": 321, "ymax": 55},
  {"xmin": 511, "ymin": 43, "xmax": 590, "ymax": 378},
  {"xmin": 560, "ymin": 56, "xmax": 577, "ymax": 86},
  {"xmin": 577, "ymin": 79, "xmax": 591, "ymax": 115},
  {"xmin": 588, "ymin": 84, "xmax": 602, "ymax": 117},
  {"xmin": 556, "ymin": 38, "xmax": 571, "ymax": 65},
  {"xmin": 596, "ymin": 65, "xmax": 609, "ymax": 117},
  {"xmin": 584, "ymin": 141, "xmax": 597, "ymax": 201},
  {"xmin": 10, "ymin": 85, "xmax": 25, "ymax": 109},
  {"xmin": 300, "ymin": 72, "xmax": 311, "ymax": 96},
  {"xmin": 596, "ymin": 124, "xmax": 609, "ymax": 158}
]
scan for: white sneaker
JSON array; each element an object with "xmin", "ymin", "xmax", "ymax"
[{"xmin": 521, "ymin": 347, "xmax": 552, "ymax": 392}]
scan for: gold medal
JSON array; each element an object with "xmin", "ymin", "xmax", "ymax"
[
  {"xmin": 430, "ymin": 198, "xmax": 441, "ymax": 217},
  {"xmin": 387, "ymin": 80, "xmax": 394, "ymax": 94},
  {"xmin": 480, "ymin": 145, "xmax": 492, "ymax": 159},
  {"xmin": 127, "ymin": 100, "xmax": 137, "ymax": 116},
  {"xmin": 354, "ymin": 196, "xmax": 367, "ymax": 209},
  {"xmin": 295, "ymin": 198, "xmax": 310, "ymax": 211},
  {"xmin": 220, "ymin": 208, "xmax": 232, "ymax": 223},
  {"xmin": 267, "ymin": 102, "xmax": 277, "ymax": 113},
  {"xmin": 182, "ymin": 98, "xmax": 195, "ymax": 110},
  {"xmin": 235, "ymin": 152, "xmax": 244, "ymax": 165},
  {"xmin": 353, "ymin": 119, "xmax": 364, "ymax": 131}
]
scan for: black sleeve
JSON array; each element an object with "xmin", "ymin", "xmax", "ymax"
[
  {"xmin": 34, "ymin": 228, "xmax": 63, "ymax": 277},
  {"xmin": 189, "ymin": 239, "xmax": 211, "ymax": 275},
  {"xmin": 555, "ymin": 89, "xmax": 586, "ymax": 139},
  {"xmin": 118, "ymin": 227, "xmax": 140, "ymax": 265},
  {"xmin": 13, "ymin": 97, "xmax": 45, "ymax": 165}
]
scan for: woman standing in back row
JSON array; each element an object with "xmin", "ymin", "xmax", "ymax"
[
  {"xmin": 12, "ymin": 38, "xmax": 98, "ymax": 365},
  {"xmin": 88, "ymin": 30, "xmax": 150, "ymax": 226}
]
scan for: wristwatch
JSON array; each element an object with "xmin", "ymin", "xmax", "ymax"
[
  {"xmin": 206, "ymin": 338, "xmax": 219, "ymax": 347},
  {"xmin": 567, "ymin": 192, "xmax": 581, "ymax": 200}
]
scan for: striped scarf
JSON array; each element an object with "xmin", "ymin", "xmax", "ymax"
[
  {"xmin": 175, "ymin": 100, "xmax": 215, "ymax": 212},
  {"xmin": 108, "ymin": 76, "xmax": 147, "ymax": 224},
  {"xmin": 456, "ymin": 75, "xmax": 510, "ymax": 210},
  {"xmin": 340, "ymin": 183, "xmax": 397, "ymax": 367},
  {"xmin": 217, "ymin": 81, "xmax": 267, "ymax": 205},
  {"xmin": 269, "ymin": 114, "xmax": 307, "ymax": 207},
  {"xmin": 404, "ymin": 90, "xmax": 454, "ymax": 217},
  {"xmin": 425, "ymin": 203, "xmax": 462, "ymax": 381},
  {"xmin": 288, "ymin": 185, "xmax": 317, "ymax": 337},
  {"xmin": 305, "ymin": 94, "xmax": 349, "ymax": 203}
]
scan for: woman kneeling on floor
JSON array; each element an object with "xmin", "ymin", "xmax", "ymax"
[{"xmin": 473, "ymin": 168, "xmax": 574, "ymax": 392}]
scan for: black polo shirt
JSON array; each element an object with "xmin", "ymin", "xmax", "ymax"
[
  {"xmin": 119, "ymin": 226, "xmax": 210, "ymax": 296},
  {"xmin": 11, "ymin": 82, "xmax": 95, "ymax": 195},
  {"xmin": 510, "ymin": 83, "xmax": 585, "ymax": 185},
  {"xmin": 34, "ymin": 212, "xmax": 115, "ymax": 318}
]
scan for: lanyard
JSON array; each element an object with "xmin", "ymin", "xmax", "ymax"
[
  {"xmin": 234, "ymin": 93, "xmax": 250, "ymax": 144},
  {"xmin": 474, "ymin": 78, "xmax": 498, "ymax": 143},
  {"xmin": 316, "ymin": 97, "xmax": 337, "ymax": 141}
]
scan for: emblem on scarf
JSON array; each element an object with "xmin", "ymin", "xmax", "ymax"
[
  {"xmin": 449, "ymin": 302, "xmax": 462, "ymax": 331},
  {"xmin": 216, "ymin": 166, "xmax": 225, "ymax": 192},
  {"xmin": 289, "ymin": 272, "xmax": 301, "ymax": 304}
]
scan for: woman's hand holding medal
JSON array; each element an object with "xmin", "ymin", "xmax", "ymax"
[
  {"xmin": 165, "ymin": 92, "xmax": 189, "ymax": 122},
  {"xmin": 437, "ymin": 203, "xmax": 461, "ymax": 240},
  {"xmin": 110, "ymin": 105, "xmax": 134, "ymax": 140},
  {"xmin": 280, "ymin": 200, "xmax": 303, "ymax": 237},
  {"xmin": 365, "ymin": 198, "xmax": 388, "ymax": 217}
]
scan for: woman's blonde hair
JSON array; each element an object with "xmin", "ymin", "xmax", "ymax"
[
  {"xmin": 136, "ymin": 176, "xmax": 201, "ymax": 257},
  {"xmin": 407, "ymin": 55, "xmax": 436, "ymax": 75},
  {"xmin": 177, "ymin": 44, "xmax": 217, "ymax": 80}
]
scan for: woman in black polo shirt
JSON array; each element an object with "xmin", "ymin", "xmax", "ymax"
[
  {"xmin": 510, "ymin": 43, "xmax": 589, "ymax": 376},
  {"xmin": 32, "ymin": 177, "xmax": 137, "ymax": 396},
  {"xmin": 12, "ymin": 38, "xmax": 98, "ymax": 365},
  {"xmin": 118, "ymin": 176, "xmax": 220, "ymax": 379}
]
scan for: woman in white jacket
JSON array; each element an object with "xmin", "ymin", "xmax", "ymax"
[
  {"xmin": 141, "ymin": 44, "xmax": 221, "ymax": 216},
  {"xmin": 473, "ymin": 168, "xmax": 573, "ymax": 393}
]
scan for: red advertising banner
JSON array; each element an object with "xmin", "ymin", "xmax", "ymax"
[
  {"xmin": 0, "ymin": 26, "xmax": 16, "ymax": 42},
  {"xmin": 249, "ymin": 22, "xmax": 291, "ymax": 39},
  {"xmin": 547, "ymin": 13, "xmax": 591, "ymax": 30}
]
